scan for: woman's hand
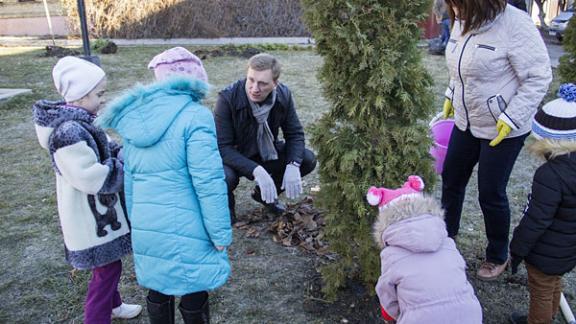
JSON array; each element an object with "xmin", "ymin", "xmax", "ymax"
[
  {"xmin": 442, "ymin": 99, "xmax": 454, "ymax": 119},
  {"xmin": 489, "ymin": 119, "xmax": 512, "ymax": 147}
]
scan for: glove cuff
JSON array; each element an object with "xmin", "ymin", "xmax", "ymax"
[
  {"xmin": 498, "ymin": 114, "xmax": 518, "ymax": 131},
  {"xmin": 288, "ymin": 161, "xmax": 301, "ymax": 168}
]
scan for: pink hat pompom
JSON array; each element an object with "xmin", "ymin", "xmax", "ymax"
[
  {"xmin": 407, "ymin": 175, "xmax": 425, "ymax": 191},
  {"xmin": 367, "ymin": 186, "xmax": 384, "ymax": 206}
]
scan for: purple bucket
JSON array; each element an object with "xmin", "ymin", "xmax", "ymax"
[{"xmin": 429, "ymin": 119, "xmax": 455, "ymax": 174}]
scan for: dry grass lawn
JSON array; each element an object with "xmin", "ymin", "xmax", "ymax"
[{"xmin": 0, "ymin": 45, "xmax": 571, "ymax": 323}]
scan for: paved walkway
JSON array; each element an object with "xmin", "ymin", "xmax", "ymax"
[
  {"xmin": 546, "ymin": 42, "xmax": 564, "ymax": 68},
  {"xmin": 0, "ymin": 88, "xmax": 31, "ymax": 101},
  {"xmin": 0, "ymin": 36, "xmax": 314, "ymax": 47}
]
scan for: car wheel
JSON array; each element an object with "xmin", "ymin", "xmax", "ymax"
[{"xmin": 557, "ymin": 34, "xmax": 564, "ymax": 42}]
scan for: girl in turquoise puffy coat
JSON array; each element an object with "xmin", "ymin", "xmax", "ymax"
[{"xmin": 96, "ymin": 47, "xmax": 232, "ymax": 324}]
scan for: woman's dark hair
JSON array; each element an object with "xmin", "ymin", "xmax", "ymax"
[{"xmin": 445, "ymin": 0, "xmax": 507, "ymax": 34}]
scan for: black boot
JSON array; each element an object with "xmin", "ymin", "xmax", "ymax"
[
  {"xmin": 251, "ymin": 187, "xmax": 286, "ymax": 215},
  {"xmin": 179, "ymin": 300, "xmax": 210, "ymax": 324},
  {"xmin": 228, "ymin": 190, "xmax": 237, "ymax": 224},
  {"xmin": 146, "ymin": 296, "xmax": 175, "ymax": 324}
]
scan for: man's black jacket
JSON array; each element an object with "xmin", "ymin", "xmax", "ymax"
[
  {"xmin": 214, "ymin": 79, "xmax": 305, "ymax": 176},
  {"xmin": 510, "ymin": 153, "xmax": 576, "ymax": 275}
]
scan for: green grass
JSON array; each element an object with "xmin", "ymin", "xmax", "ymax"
[{"xmin": 0, "ymin": 45, "xmax": 571, "ymax": 323}]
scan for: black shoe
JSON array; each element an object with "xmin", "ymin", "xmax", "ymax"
[
  {"xmin": 509, "ymin": 312, "xmax": 528, "ymax": 324},
  {"xmin": 251, "ymin": 188, "xmax": 286, "ymax": 215}
]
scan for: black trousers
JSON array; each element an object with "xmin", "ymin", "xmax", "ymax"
[
  {"xmin": 148, "ymin": 289, "xmax": 208, "ymax": 311},
  {"xmin": 224, "ymin": 144, "xmax": 317, "ymax": 213},
  {"xmin": 441, "ymin": 127, "xmax": 527, "ymax": 264}
]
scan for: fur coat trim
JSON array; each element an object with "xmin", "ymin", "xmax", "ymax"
[{"xmin": 373, "ymin": 195, "xmax": 444, "ymax": 249}]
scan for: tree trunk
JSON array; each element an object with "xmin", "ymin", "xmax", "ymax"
[{"xmin": 534, "ymin": 0, "xmax": 548, "ymax": 28}]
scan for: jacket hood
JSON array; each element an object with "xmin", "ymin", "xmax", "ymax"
[
  {"xmin": 373, "ymin": 196, "xmax": 446, "ymax": 252},
  {"xmin": 96, "ymin": 77, "xmax": 209, "ymax": 147},
  {"xmin": 550, "ymin": 153, "xmax": 576, "ymax": 193},
  {"xmin": 32, "ymin": 100, "xmax": 95, "ymax": 149},
  {"xmin": 529, "ymin": 138, "xmax": 576, "ymax": 160}
]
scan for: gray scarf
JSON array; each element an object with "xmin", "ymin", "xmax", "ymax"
[{"xmin": 249, "ymin": 89, "xmax": 278, "ymax": 161}]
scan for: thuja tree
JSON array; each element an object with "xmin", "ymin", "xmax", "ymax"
[
  {"xmin": 301, "ymin": 0, "xmax": 436, "ymax": 298},
  {"xmin": 558, "ymin": 16, "xmax": 576, "ymax": 83}
]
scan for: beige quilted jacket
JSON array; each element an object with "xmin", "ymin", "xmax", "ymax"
[{"xmin": 445, "ymin": 5, "xmax": 552, "ymax": 140}]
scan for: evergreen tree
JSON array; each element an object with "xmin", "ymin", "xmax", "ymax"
[
  {"xmin": 301, "ymin": 0, "xmax": 436, "ymax": 298},
  {"xmin": 558, "ymin": 15, "xmax": 576, "ymax": 83}
]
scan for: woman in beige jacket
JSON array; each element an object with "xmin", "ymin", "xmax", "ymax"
[{"xmin": 441, "ymin": 0, "xmax": 552, "ymax": 281}]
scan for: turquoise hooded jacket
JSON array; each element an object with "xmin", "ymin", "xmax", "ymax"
[{"xmin": 96, "ymin": 77, "xmax": 232, "ymax": 295}]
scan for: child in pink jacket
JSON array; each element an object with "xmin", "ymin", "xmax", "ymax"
[{"xmin": 367, "ymin": 176, "xmax": 482, "ymax": 324}]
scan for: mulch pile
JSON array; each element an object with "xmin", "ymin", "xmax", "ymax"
[
  {"xmin": 40, "ymin": 41, "xmax": 118, "ymax": 58},
  {"xmin": 234, "ymin": 196, "xmax": 332, "ymax": 258},
  {"xmin": 38, "ymin": 44, "xmax": 259, "ymax": 59},
  {"xmin": 40, "ymin": 46, "xmax": 81, "ymax": 58},
  {"xmin": 95, "ymin": 41, "xmax": 118, "ymax": 54},
  {"xmin": 194, "ymin": 46, "xmax": 262, "ymax": 60}
]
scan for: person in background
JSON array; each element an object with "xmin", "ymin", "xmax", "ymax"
[
  {"xmin": 441, "ymin": 0, "xmax": 552, "ymax": 280},
  {"xmin": 32, "ymin": 56, "xmax": 142, "ymax": 323},
  {"xmin": 97, "ymin": 47, "xmax": 232, "ymax": 324},
  {"xmin": 508, "ymin": 0, "xmax": 528, "ymax": 12},
  {"xmin": 214, "ymin": 53, "xmax": 317, "ymax": 222},
  {"xmin": 509, "ymin": 84, "xmax": 576, "ymax": 324},
  {"xmin": 368, "ymin": 176, "xmax": 482, "ymax": 324},
  {"xmin": 433, "ymin": 0, "xmax": 452, "ymax": 46}
]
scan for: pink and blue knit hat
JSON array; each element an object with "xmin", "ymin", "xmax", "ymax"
[
  {"xmin": 532, "ymin": 83, "xmax": 576, "ymax": 140},
  {"xmin": 148, "ymin": 47, "xmax": 208, "ymax": 82}
]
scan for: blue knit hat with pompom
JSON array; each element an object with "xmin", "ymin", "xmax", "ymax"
[{"xmin": 532, "ymin": 83, "xmax": 576, "ymax": 140}]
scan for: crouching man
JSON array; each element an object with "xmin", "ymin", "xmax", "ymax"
[{"xmin": 214, "ymin": 53, "xmax": 317, "ymax": 222}]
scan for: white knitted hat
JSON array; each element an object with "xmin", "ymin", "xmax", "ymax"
[
  {"xmin": 52, "ymin": 56, "xmax": 106, "ymax": 102},
  {"xmin": 532, "ymin": 83, "xmax": 576, "ymax": 140}
]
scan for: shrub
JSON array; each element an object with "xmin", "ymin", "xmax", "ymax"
[
  {"xmin": 558, "ymin": 15, "xmax": 576, "ymax": 83},
  {"xmin": 301, "ymin": 0, "xmax": 436, "ymax": 298},
  {"xmin": 59, "ymin": 0, "xmax": 309, "ymax": 38}
]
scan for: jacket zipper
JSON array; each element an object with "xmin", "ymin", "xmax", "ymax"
[
  {"xmin": 476, "ymin": 44, "xmax": 496, "ymax": 51},
  {"xmin": 457, "ymin": 34, "xmax": 474, "ymax": 129}
]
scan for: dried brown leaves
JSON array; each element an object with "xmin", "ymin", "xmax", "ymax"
[{"xmin": 234, "ymin": 196, "xmax": 330, "ymax": 257}]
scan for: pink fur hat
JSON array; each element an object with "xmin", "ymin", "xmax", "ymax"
[
  {"xmin": 366, "ymin": 175, "xmax": 425, "ymax": 209},
  {"xmin": 148, "ymin": 46, "xmax": 208, "ymax": 82}
]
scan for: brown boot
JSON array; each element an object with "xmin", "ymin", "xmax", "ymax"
[{"xmin": 477, "ymin": 259, "xmax": 508, "ymax": 281}]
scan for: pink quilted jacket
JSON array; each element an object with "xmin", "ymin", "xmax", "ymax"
[{"xmin": 373, "ymin": 196, "xmax": 482, "ymax": 324}]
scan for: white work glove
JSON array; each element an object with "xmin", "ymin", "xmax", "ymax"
[
  {"xmin": 281, "ymin": 164, "xmax": 303, "ymax": 199},
  {"xmin": 253, "ymin": 165, "xmax": 277, "ymax": 204}
]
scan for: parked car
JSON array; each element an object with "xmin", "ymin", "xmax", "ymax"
[{"xmin": 549, "ymin": 5, "xmax": 574, "ymax": 41}]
